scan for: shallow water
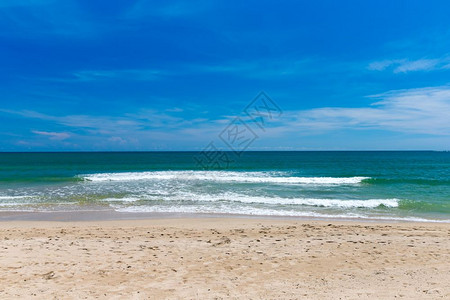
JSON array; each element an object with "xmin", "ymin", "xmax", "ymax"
[{"xmin": 0, "ymin": 151, "xmax": 449, "ymax": 222}]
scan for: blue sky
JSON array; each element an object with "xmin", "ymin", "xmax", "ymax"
[{"xmin": 0, "ymin": 0, "xmax": 449, "ymax": 151}]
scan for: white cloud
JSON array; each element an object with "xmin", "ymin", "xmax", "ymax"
[
  {"xmin": 165, "ymin": 107, "xmax": 184, "ymax": 112},
  {"xmin": 42, "ymin": 57, "xmax": 337, "ymax": 84},
  {"xmin": 2, "ymin": 108, "xmax": 220, "ymax": 145},
  {"xmin": 393, "ymin": 59, "xmax": 440, "ymax": 73},
  {"xmin": 368, "ymin": 57, "xmax": 450, "ymax": 73},
  {"xmin": 108, "ymin": 136, "xmax": 127, "ymax": 144},
  {"xmin": 189, "ymin": 58, "xmax": 319, "ymax": 79},
  {"xmin": 284, "ymin": 86, "xmax": 450, "ymax": 136},
  {"xmin": 72, "ymin": 69, "xmax": 164, "ymax": 81},
  {"xmin": 368, "ymin": 60, "xmax": 398, "ymax": 71},
  {"xmin": 4, "ymin": 86, "xmax": 450, "ymax": 150},
  {"xmin": 32, "ymin": 130, "xmax": 70, "ymax": 140}
]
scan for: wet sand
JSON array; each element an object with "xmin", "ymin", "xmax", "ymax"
[{"xmin": 1, "ymin": 218, "xmax": 449, "ymax": 299}]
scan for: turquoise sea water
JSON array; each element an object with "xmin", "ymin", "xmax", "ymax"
[{"xmin": 0, "ymin": 151, "xmax": 449, "ymax": 222}]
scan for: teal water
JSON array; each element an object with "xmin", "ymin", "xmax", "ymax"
[{"xmin": 0, "ymin": 151, "xmax": 449, "ymax": 222}]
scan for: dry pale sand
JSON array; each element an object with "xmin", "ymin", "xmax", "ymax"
[{"xmin": 1, "ymin": 218, "xmax": 450, "ymax": 299}]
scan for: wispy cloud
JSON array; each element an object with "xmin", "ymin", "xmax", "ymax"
[
  {"xmin": 368, "ymin": 57, "xmax": 450, "ymax": 73},
  {"xmin": 184, "ymin": 57, "xmax": 351, "ymax": 80},
  {"xmin": 393, "ymin": 59, "xmax": 440, "ymax": 73},
  {"xmin": 1, "ymin": 108, "xmax": 224, "ymax": 146},
  {"xmin": 282, "ymin": 86, "xmax": 450, "ymax": 136},
  {"xmin": 30, "ymin": 56, "xmax": 357, "ymax": 85},
  {"xmin": 68, "ymin": 61, "xmax": 290, "ymax": 82},
  {"xmin": 165, "ymin": 107, "xmax": 184, "ymax": 112},
  {"xmin": 72, "ymin": 69, "xmax": 165, "ymax": 82},
  {"xmin": 3, "ymin": 86, "xmax": 449, "ymax": 150},
  {"xmin": 32, "ymin": 130, "xmax": 70, "ymax": 140}
]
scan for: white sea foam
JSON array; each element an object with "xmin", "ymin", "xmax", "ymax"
[
  {"xmin": 0, "ymin": 202, "xmax": 27, "ymax": 207},
  {"xmin": 112, "ymin": 205, "xmax": 450, "ymax": 223},
  {"xmin": 80, "ymin": 171, "xmax": 369, "ymax": 185},
  {"xmin": 0, "ymin": 196, "xmax": 32, "ymax": 200},
  {"xmin": 99, "ymin": 191, "xmax": 399, "ymax": 208},
  {"xmin": 181, "ymin": 194, "xmax": 399, "ymax": 208},
  {"xmin": 100, "ymin": 197, "xmax": 141, "ymax": 203},
  {"xmin": 0, "ymin": 196, "xmax": 34, "ymax": 207}
]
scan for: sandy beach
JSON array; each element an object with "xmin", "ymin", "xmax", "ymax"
[{"xmin": 0, "ymin": 217, "xmax": 449, "ymax": 299}]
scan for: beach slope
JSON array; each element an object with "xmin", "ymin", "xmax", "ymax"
[{"xmin": 1, "ymin": 218, "xmax": 449, "ymax": 299}]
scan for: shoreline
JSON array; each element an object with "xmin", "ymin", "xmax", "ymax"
[
  {"xmin": 1, "ymin": 209, "xmax": 449, "ymax": 224},
  {"xmin": 2, "ymin": 215, "xmax": 450, "ymax": 229}
]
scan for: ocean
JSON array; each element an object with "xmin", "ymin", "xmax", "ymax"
[{"xmin": 0, "ymin": 151, "xmax": 449, "ymax": 222}]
